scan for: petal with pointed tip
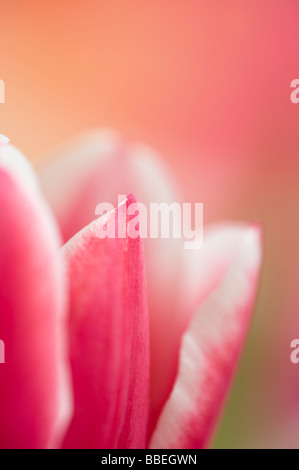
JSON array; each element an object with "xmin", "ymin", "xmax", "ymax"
[
  {"xmin": 39, "ymin": 131, "xmax": 181, "ymax": 437},
  {"xmin": 62, "ymin": 195, "xmax": 149, "ymax": 449}
]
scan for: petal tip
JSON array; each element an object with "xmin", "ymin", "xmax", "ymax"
[
  {"xmin": 244, "ymin": 223, "xmax": 263, "ymax": 261},
  {"xmin": 0, "ymin": 144, "xmax": 38, "ymax": 193},
  {"xmin": 126, "ymin": 193, "xmax": 137, "ymax": 206},
  {"xmin": 0, "ymin": 134, "xmax": 10, "ymax": 146}
]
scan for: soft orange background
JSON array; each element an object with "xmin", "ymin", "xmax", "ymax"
[{"xmin": 1, "ymin": 1, "xmax": 299, "ymax": 447}]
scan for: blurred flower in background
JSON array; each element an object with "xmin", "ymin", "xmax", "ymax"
[{"xmin": 0, "ymin": 0, "xmax": 299, "ymax": 448}]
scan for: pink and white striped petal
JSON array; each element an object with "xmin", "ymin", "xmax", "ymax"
[
  {"xmin": 39, "ymin": 131, "xmax": 181, "ymax": 438},
  {"xmin": 62, "ymin": 195, "xmax": 149, "ymax": 449},
  {"xmin": 150, "ymin": 225, "xmax": 262, "ymax": 449},
  {"xmin": 0, "ymin": 142, "xmax": 72, "ymax": 448}
]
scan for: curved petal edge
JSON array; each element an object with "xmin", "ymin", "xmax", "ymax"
[{"xmin": 150, "ymin": 225, "xmax": 262, "ymax": 449}]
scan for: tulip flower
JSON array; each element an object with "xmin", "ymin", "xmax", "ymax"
[{"xmin": 0, "ymin": 131, "xmax": 262, "ymax": 449}]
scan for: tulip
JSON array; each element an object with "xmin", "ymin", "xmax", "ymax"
[{"xmin": 0, "ymin": 131, "xmax": 262, "ymax": 448}]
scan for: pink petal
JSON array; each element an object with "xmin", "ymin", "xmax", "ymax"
[
  {"xmin": 0, "ymin": 143, "xmax": 72, "ymax": 448},
  {"xmin": 39, "ymin": 133, "xmax": 262, "ymax": 443},
  {"xmin": 39, "ymin": 131, "xmax": 181, "ymax": 436},
  {"xmin": 150, "ymin": 225, "xmax": 262, "ymax": 449},
  {"xmin": 62, "ymin": 195, "xmax": 149, "ymax": 449},
  {"xmin": 148, "ymin": 224, "xmax": 261, "ymax": 434}
]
